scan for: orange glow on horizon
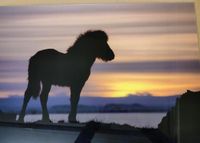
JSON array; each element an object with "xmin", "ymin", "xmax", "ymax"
[{"xmin": 82, "ymin": 72, "xmax": 200, "ymax": 97}]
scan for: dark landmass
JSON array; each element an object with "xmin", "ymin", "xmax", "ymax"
[{"xmin": 0, "ymin": 94, "xmax": 177, "ymax": 113}]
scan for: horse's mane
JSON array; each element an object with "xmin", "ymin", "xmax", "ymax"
[{"xmin": 67, "ymin": 30, "xmax": 108, "ymax": 54}]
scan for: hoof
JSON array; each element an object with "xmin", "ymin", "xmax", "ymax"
[
  {"xmin": 17, "ymin": 117, "xmax": 24, "ymax": 123},
  {"xmin": 68, "ymin": 114, "xmax": 78, "ymax": 123},
  {"xmin": 17, "ymin": 119, "xmax": 24, "ymax": 123}
]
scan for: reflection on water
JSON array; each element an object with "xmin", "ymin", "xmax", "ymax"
[{"xmin": 20, "ymin": 112, "xmax": 166, "ymax": 128}]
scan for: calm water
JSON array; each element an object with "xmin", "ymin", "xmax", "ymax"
[{"xmin": 20, "ymin": 112, "xmax": 166, "ymax": 128}]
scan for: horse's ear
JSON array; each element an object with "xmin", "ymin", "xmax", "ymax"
[
  {"xmin": 92, "ymin": 30, "xmax": 108, "ymax": 41},
  {"xmin": 84, "ymin": 30, "xmax": 108, "ymax": 42}
]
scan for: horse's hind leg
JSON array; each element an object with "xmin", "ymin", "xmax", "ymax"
[
  {"xmin": 18, "ymin": 87, "xmax": 32, "ymax": 122},
  {"xmin": 40, "ymin": 82, "xmax": 51, "ymax": 122}
]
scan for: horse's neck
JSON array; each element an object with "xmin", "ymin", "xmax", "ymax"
[
  {"xmin": 79, "ymin": 56, "xmax": 96, "ymax": 69},
  {"xmin": 67, "ymin": 54, "xmax": 96, "ymax": 69}
]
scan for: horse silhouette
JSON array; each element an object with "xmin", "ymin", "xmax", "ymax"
[{"xmin": 18, "ymin": 30, "xmax": 115, "ymax": 123}]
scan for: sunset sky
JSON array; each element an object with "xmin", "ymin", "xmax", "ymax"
[{"xmin": 0, "ymin": 3, "xmax": 200, "ymax": 98}]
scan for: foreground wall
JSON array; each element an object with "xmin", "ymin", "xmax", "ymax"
[{"xmin": 158, "ymin": 90, "xmax": 200, "ymax": 143}]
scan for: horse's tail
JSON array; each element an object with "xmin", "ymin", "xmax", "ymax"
[{"xmin": 26, "ymin": 57, "xmax": 41, "ymax": 99}]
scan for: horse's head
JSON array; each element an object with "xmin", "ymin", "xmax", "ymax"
[
  {"xmin": 87, "ymin": 30, "xmax": 115, "ymax": 62},
  {"xmin": 68, "ymin": 30, "xmax": 115, "ymax": 62}
]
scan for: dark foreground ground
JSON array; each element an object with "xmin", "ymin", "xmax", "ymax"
[{"xmin": 0, "ymin": 121, "xmax": 172, "ymax": 143}]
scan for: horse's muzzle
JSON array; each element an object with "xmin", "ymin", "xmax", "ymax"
[{"xmin": 108, "ymin": 50, "xmax": 115, "ymax": 61}]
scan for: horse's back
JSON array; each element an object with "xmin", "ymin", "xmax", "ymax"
[
  {"xmin": 30, "ymin": 49, "xmax": 67, "ymax": 68},
  {"xmin": 28, "ymin": 49, "xmax": 67, "ymax": 81},
  {"xmin": 31, "ymin": 49, "xmax": 63, "ymax": 59}
]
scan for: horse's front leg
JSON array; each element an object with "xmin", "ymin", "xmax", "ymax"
[
  {"xmin": 68, "ymin": 84, "xmax": 83, "ymax": 123},
  {"xmin": 40, "ymin": 82, "xmax": 51, "ymax": 122}
]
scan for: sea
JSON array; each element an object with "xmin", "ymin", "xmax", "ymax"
[{"xmin": 20, "ymin": 112, "xmax": 167, "ymax": 128}]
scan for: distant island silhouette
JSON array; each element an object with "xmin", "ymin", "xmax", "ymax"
[{"xmin": 18, "ymin": 30, "xmax": 115, "ymax": 123}]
